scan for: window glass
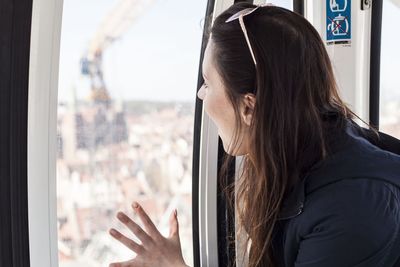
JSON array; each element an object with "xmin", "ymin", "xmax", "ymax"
[
  {"xmin": 266, "ymin": 0, "xmax": 293, "ymax": 10},
  {"xmin": 56, "ymin": 0, "xmax": 206, "ymax": 266},
  {"xmin": 380, "ymin": 0, "xmax": 400, "ymax": 139}
]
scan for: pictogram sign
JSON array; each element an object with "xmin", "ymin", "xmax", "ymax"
[{"xmin": 326, "ymin": 0, "xmax": 351, "ymax": 45}]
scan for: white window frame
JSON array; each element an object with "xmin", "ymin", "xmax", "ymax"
[
  {"xmin": 198, "ymin": 1, "xmax": 234, "ymax": 267},
  {"xmin": 28, "ymin": 0, "xmax": 64, "ymax": 266},
  {"xmin": 28, "ymin": 1, "xmax": 373, "ymax": 267}
]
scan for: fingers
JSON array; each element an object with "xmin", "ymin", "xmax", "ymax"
[
  {"xmin": 109, "ymin": 259, "xmax": 136, "ymax": 267},
  {"xmin": 116, "ymin": 212, "xmax": 153, "ymax": 246},
  {"xmin": 132, "ymin": 202, "xmax": 162, "ymax": 239},
  {"xmin": 109, "ymin": 228, "xmax": 144, "ymax": 254},
  {"xmin": 109, "ymin": 261, "xmax": 129, "ymax": 267},
  {"xmin": 169, "ymin": 209, "xmax": 179, "ymax": 238}
]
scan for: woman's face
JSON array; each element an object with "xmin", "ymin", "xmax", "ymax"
[{"xmin": 197, "ymin": 41, "xmax": 251, "ymax": 156}]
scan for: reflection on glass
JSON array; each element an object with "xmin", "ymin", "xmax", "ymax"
[
  {"xmin": 56, "ymin": 0, "xmax": 205, "ymax": 266},
  {"xmin": 380, "ymin": 0, "xmax": 400, "ymax": 139},
  {"xmin": 265, "ymin": 0, "xmax": 293, "ymax": 10}
]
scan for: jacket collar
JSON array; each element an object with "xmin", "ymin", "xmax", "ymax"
[{"xmin": 277, "ymin": 119, "xmax": 400, "ymax": 220}]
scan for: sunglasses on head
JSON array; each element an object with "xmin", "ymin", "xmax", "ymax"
[{"xmin": 225, "ymin": 3, "xmax": 273, "ymax": 66}]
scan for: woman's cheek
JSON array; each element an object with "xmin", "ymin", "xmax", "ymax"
[
  {"xmin": 203, "ymin": 92, "xmax": 214, "ymax": 118},
  {"xmin": 207, "ymin": 96, "xmax": 221, "ymax": 122}
]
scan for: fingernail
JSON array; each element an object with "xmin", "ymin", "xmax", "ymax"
[
  {"xmin": 117, "ymin": 212, "xmax": 127, "ymax": 222},
  {"xmin": 110, "ymin": 229, "xmax": 117, "ymax": 235},
  {"xmin": 132, "ymin": 202, "xmax": 139, "ymax": 209}
]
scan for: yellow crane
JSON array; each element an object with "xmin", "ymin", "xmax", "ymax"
[{"xmin": 80, "ymin": 0, "xmax": 154, "ymax": 105}]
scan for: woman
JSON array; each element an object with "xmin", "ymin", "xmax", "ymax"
[{"xmin": 108, "ymin": 3, "xmax": 400, "ymax": 267}]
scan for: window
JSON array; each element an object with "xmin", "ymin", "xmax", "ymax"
[
  {"xmin": 379, "ymin": 0, "xmax": 400, "ymax": 139},
  {"xmin": 56, "ymin": 0, "xmax": 207, "ymax": 266},
  {"xmin": 253, "ymin": 0, "xmax": 292, "ymax": 9}
]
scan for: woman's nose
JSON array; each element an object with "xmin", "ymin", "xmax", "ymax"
[{"xmin": 197, "ymin": 85, "xmax": 206, "ymax": 100}]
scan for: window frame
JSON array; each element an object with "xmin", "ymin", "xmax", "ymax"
[
  {"xmin": 26, "ymin": 0, "xmax": 385, "ymax": 266},
  {"xmin": 28, "ymin": 0, "xmax": 64, "ymax": 266}
]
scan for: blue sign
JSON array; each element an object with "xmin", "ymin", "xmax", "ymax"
[{"xmin": 326, "ymin": 0, "xmax": 351, "ymax": 44}]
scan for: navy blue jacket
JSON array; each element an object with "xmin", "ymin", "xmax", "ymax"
[{"xmin": 272, "ymin": 119, "xmax": 400, "ymax": 267}]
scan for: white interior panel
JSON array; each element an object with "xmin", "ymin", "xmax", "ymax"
[{"xmin": 305, "ymin": 0, "xmax": 372, "ymax": 123}]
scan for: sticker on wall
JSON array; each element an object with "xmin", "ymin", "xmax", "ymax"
[{"xmin": 326, "ymin": 0, "xmax": 351, "ymax": 45}]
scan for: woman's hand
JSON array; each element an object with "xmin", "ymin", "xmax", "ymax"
[{"xmin": 109, "ymin": 202, "xmax": 189, "ymax": 267}]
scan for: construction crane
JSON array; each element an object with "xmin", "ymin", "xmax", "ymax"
[{"xmin": 80, "ymin": 0, "xmax": 154, "ymax": 105}]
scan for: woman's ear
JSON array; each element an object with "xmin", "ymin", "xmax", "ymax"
[{"xmin": 240, "ymin": 93, "xmax": 256, "ymax": 126}]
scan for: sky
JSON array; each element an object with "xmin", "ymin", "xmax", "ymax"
[
  {"xmin": 58, "ymin": 0, "xmax": 208, "ymax": 102},
  {"xmin": 380, "ymin": 0, "xmax": 400, "ymax": 102},
  {"xmin": 57, "ymin": 0, "xmax": 399, "ymax": 103}
]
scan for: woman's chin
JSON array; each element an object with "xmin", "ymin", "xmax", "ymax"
[
  {"xmin": 219, "ymin": 138, "xmax": 231, "ymax": 154},
  {"xmin": 221, "ymin": 140, "xmax": 247, "ymax": 156},
  {"xmin": 218, "ymin": 130, "xmax": 248, "ymax": 156}
]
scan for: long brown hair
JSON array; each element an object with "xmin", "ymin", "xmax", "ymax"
[{"xmin": 208, "ymin": 3, "xmax": 364, "ymax": 266}]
